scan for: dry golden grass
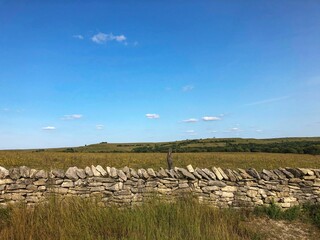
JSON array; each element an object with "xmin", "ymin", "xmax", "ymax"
[{"xmin": 0, "ymin": 151, "xmax": 319, "ymax": 170}]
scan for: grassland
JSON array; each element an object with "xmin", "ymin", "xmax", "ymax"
[{"xmin": 0, "ymin": 151, "xmax": 319, "ymax": 170}]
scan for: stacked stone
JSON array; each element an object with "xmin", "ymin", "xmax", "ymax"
[{"xmin": 0, "ymin": 165, "xmax": 320, "ymax": 208}]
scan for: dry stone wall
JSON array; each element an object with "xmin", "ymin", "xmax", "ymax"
[{"xmin": 1, "ymin": 165, "xmax": 320, "ymax": 208}]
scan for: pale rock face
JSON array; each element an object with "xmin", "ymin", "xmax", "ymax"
[
  {"xmin": 35, "ymin": 170, "xmax": 48, "ymax": 179},
  {"xmin": 212, "ymin": 167, "xmax": 223, "ymax": 180},
  {"xmin": 0, "ymin": 166, "xmax": 9, "ymax": 179},
  {"xmin": 91, "ymin": 165, "xmax": 101, "ymax": 177},
  {"xmin": 65, "ymin": 167, "xmax": 79, "ymax": 180},
  {"xmin": 19, "ymin": 166, "xmax": 31, "ymax": 178},
  {"xmin": 186, "ymin": 165, "xmax": 194, "ymax": 173},
  {"xmin": 96, "ymin": 165, "xmax": 107, "ymax": 177},
  {"xmin": 84, "ymin": 166, "xmax": 93, "ymax": 177}
]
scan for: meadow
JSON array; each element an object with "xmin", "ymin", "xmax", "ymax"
[{"xmin": 0, "ymin": 151, "xmax": 319, "ymax": 171}]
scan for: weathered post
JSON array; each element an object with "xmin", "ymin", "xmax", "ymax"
[{"xmin": 167, "ymin": 148, "xmax": 173, "ymax": 170}]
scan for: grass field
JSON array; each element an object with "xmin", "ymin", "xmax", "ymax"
[{"xmin": 0, "ymin": 151, "xmax": 319, "ymax": 170}]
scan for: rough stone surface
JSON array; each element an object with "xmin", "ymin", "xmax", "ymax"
[{"xmin": 0, "ymin": 165, "xmax": 319, "ymax": 209}]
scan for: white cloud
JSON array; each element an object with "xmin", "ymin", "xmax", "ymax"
[
  {"xmin": 255, "ymin": 129, "xmax": 263, "ymax": 132},
  {"xmin": 245, "ymin": 96, "xmax": 290, "ymax": 106},
  {"xmin": 96, "ymin": 124, "xmax": 104, "ymax": 130},
  {"xmin": 61, "ymin": 114, "xmax": 83, "ymax": 120},
  {"xmin": 146, "ymin": 113, "xmax": 160, "ymax": 119},
  {"xmin": 42, "ymin": 126, "xmax": 56, "ymax": 131},
  {"xmin": 91, "ymin": 32, "xmax": 126, "ymax": 44},
  {"xmin": 182, "ymin": 85, "xmax": 194, "ymax": 92},
  {"xmin": 185, "ymin": 130, "xmax": 197, "ymax": 135},
  {"xmin": 202, "ymin": 116, "xmax": 221, "ymax": 121},
  {"xmin": 73, "ymin": 34, "xmax": 84, "ymax": 40},
  {"xmin": 183, "ymin": 118, "xmax": 198, "ymax": 123}
]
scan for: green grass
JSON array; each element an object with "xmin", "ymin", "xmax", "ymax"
[{"xmin": 0, "ymin": 196, "xmax": 259, "ymax": 240}]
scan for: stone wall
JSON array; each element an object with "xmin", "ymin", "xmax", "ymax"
[{"xmin": 1, "ymin": 165, "xmax": 320, "ymax": 208}]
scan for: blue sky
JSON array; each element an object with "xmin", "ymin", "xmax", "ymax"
[{"xmin": 1, "ymin": 0, "xmax": 320, "ymax": 149}]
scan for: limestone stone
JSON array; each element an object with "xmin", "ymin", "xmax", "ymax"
[
  {"xmin": 110, "ymin": 167, "xmax": 118, "ymax": 178},
  {"xmin": 76, "ymin": 168, "xmax": 87, "ymax": 179},
  {"xmin": 35, "ymin": 170, "xmax": 48, "ymax": 179},
  {"xmin": 212, "ymin": 167, "xmax": 223, "ymax": 180},
  {"xmin": 195, "ymin": 168, "xmax": 210, "ymax": 180},
  {"xmin": 65, "ymin": 167, "xmax": 79, "ymax": 180},
  {"xmin": 33, "ymin": 179, "xmax": 47, "ymax": 186},
  {"xmin": 19, "ymin": 166, "xmax": 30, "ymax": 178},
  {"xmin": 217, "ymin": 168, "xmax": 229, "ymax": 180},
  {"xmin": 208, "ymin": 181, "xmax": 227, "ymax": 187},
  {"xmin": 247, "ymin": 190, "xmax": 258, "ymax": 198},
  {"xmin": 285, "ymin": 168, "xmax": 302, "ymax": 178},
  {"xmin": 246, "ymin": 168, "xmax": 261, "ymax": 179},
  {"xmin": 84, "ymin": 166, "xmax": 93, "ymax": 177},
  {"xmin": 272, "ymin": 169, "xmax": 287, "ymax": 180},
  {"xmin": 9, "ymin": 168, "xmax": 20, "ymax": 179},
  {"xmin": 147, "ymin": 168, "xmax": 156, "ymax": 177},
  {"xmin": 130, "ymin": 168, "xmax": 139, "ymax": 178},
  {"xmin": 186, "ymin": 164, "xmax": 194, "ymax": 173},
  {"xmin": 237, "ymin": 169, "xmax": 252, "ymax": 179},
  {"xmin": 224, "ymin": 169, "xmax": 237, "ymax": 182},
  {"xmin": 262, "ymin": 169, "xmax": 278, "ymax": 180},
  {"xmin": 298, "ymin": 168, "xmax": 314, "ymax": 176},
  {"xmin": 91, "ymin": 165, "xmax": 101, "ymax": 177},
  {"xmin": 221, "ymin": 192, "xmax": 234, "ymax": 198},
  {"xmin": 0, "ymin": 167, "xmax": 9, "ymax": 179},
  {"xmin": 61, "ymin": 181, "xmax": 74, "ymax": 187},
  {"xmin": 158, "ymin": 168, "xmax": 168, "ymax": 178},
  {"xmin": 203, "ymin": 168, "xmax": 216, "ymax": 180},
  {"xmin": 177, "ymin": 168, "xmax": 196, "ymax": 180},
  {"xmin": 29, "ymin": 169, "xmax": 38, "ymax": 178},
  {"xmin": 222, "ymin": 186, "xmax": 237, "ymax": 192},
  {"xmin": 117, "ymin": 170, "xmax": 127, "ymax": 181},
  {"xmin": 96, "ymin": 165, "xmax": 107, "ymax": 176},
  {"xmin": 52, "ymin": 169, "xmax": 65, "ymax": 178}
]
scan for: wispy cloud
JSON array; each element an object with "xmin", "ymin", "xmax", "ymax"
[
  {"xmin": 183, "ymin": 118, "xmax": 198, "ymax": 123},
  {"xmin": 61, "ymin": 114, "xmax": 83, "ymax": 120},
  {"xmin": 42, "ymin": 126, "xmax": 56, "ymax": 131},
  {"xmin": 245, "ymin": 96, "xmax": 290, "ymax": 106},
  {"xmin": 91, "ymin": 32, "xmax": 126, "ymax": 44},
  {"xmin": 202, "ymin": 116, "xmax": 221, "ymax": 121},
  {"xmin": 73, "ymin": 34, "xmax": 84, "ymax": 40},
  {"xmin": 185, "ymin": 130, "xmax": 197, "ymax": 135},
  {"xmin": 96, "ymin": 124, "xmax": 104, "ymax": 130},
  {"xmin": 146, "ymin": 113, "xmax": 160, "ymax": 119},
  {"xmin": 182, "ymin": 85, "xmax": 194, "ymax": 92}
]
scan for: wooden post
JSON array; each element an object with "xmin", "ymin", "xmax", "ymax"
[{"xmin": 167, "ymin": 148, "xmax": 173, "ymax": 170}]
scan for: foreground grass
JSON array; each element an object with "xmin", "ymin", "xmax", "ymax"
[
  {"xmin": 0, "ymin": 197, "xmax": 257, "ymax": 240},
  {"xmin": 0, "ymin": 151, "xmax": 320, "ymax": 170}
]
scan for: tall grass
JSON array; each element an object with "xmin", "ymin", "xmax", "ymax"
[
  {"xmin": 0, "ymin": 151, "xmax": 319, "ymax": 170},
  {"xmin": 0, "ymin": 196, "xmax": 257, "ymax": 240}
]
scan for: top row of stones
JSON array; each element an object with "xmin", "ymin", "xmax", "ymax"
[{"xmin": 0, "ymin": 165, "xmax": 319, "ymax": 181}]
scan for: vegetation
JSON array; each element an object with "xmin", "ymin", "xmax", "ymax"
[
  {"xmin": 0, "ymin": 196, "xmax": 258, "ymax": 240},
  {"xmin": 46, "ymin": 137, "xmax": 320, "ymax": 155},
  {"xmin": 254, "ymin": 202, "xmax": 320, "ymax": 228},
  {"xmin": 0, "ymin": 151, "xmax": 320, "ymax": 170}
]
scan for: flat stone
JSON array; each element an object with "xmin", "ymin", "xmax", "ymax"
[
  {"xmin": 33, "ymin": 179, "xmax": 47, "ymax": 186},
  {"xmin": 140, "ymin": 169, "xmax": 149, "ymax": 179},
  {"xmin": 272, "ymin": 169, "xmax": 287, "ymax": 180},
  {"xmin": 147, "ymin": 168, "xmax": 156, "ymax": 177},
  {"xmin": 19, "ymin": 166, "xmax": 30, "ymax": 178},
  {"xmin": 262, "ymin": 169, "xmax": 278, "ymax": 180},
  {"xmin": 247, "ymin": 168, "xmax": 261, "ymax": 179},
  {"xmin": 298, "ymin": 168, "xmax": 314, "ymax": 176},
  {"xmin": 96, "ymin": 165, "xmax": 107, "ymax": 176},
  {"xmin": 212, "ymin": 167, "xmax": 223, "ymax": 180},
  {"xmin": 217, "ymin": 167, "xmax": 229, "ymax": 180},
  {"xmin": 30, "ymin": 169, "xmax": 37, "ymax": 178},
  {"xmin": 158, "ymin": 168, "xmax": 168, "ymax": 177},
  {"xmin": 110, "ymin": 167, "xmax": 118, "ymax": 178},
  {"xmin": 203, "ymin": 168, "xmax": 216, "ymax": 180},
  {"xmin": 0, "ymin": 178, "xmax": 14, "ymax": 185},
  {"xmin": 52, "ymin": 169, "xmax": 65, "ymax": 178},
  {"xmin": 202, "ymin": 186, "xmax": 219, "ymax": 192},
  {"xmin": 277, "ymin": 168, "xmax": 293, "ymax": 178},
  {"xmin": 186, "ymin": 164, "xmax": 194, "ymax": 173},
  {"xmin": 9, "ymin": 168, "xmax": 21, "ymax": 179},
  {"xmin": 65, "ymin": 167, "xmax": 79, "ymax": 180},
  {"xmin": 117, "ymin": 170, "xmax": 127, "ymax": 181},
  {"xmin": 285, "ymin": 168, "xmax": 302, "ymax": 178},
  {"xmin": 221, "ymin": 192, "xmax": 234, "ymax": 198},
  {"xmin": 224, "ymin": 169, "xmax": 237, "ymax": 182},
  {"xmin": 76, "ymin": 168, "xmax": 86, "ymax": 179},
  {"xmin": 91, "ymin": 165, "xmax": 101, "ymax": 177},
  {"xmin": 222, "ymin": 186, "xmax": 237, "ymax": 192},
  {"xmin": 238, "ymin": 169, "xmax": 252, "ymax": 179},
  {"xmin": 7, "ymin": 184, "xmax": 26, "ymax": 190},
  {"xmin": 130, "ymin": 168, "xmax": 139, "ymax": 178},
  {"xmin": 177, "ymin": 168, "xmax": 196, "ymax": 180},
  {"xmin": 61, "ymin": 181, "xmax": 74, "ymax": 187},
  {"xmin": 208, "ymin": 180, "xmax": 227, "ymax": 187},
  {"xmin": 0, "ymin": 166, "xmax": 9, "ymax": 179},
  {"xmin": 195, "ymin": 168, "xmax": 210, "ymax": 180},
  {"xmin": 35, "ymin": 170, "xmax": 48, "ymax": 179},
  {"xmin": 84, "ymin": 166, "xmax": 93, "ymax": 177}
]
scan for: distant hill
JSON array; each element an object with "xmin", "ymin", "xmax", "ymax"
[{"xmin": 44, "ymin": 137, "xmax": 320, "ymax": 155}]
